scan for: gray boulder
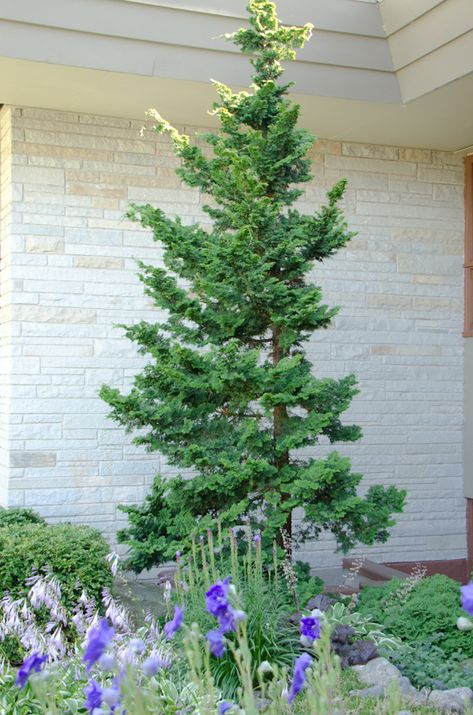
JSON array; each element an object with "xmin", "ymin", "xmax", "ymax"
[
  {"xmin": 428, "ymin": 687, "xmax": 473, "ymax": 713},
  {"xmin": 349, "ymin": 684, "xmax": 385, "ymax": 698},
  {"xmin": 352, "ymin": 657, "xmax": 403, "ymax": 688}
]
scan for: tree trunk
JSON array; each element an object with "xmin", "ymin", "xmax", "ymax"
[{"xmin": 272, "ymin": 325, "xmax": 292, "ymax": 555}]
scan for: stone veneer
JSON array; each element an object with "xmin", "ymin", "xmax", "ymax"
[{"xmin": 0, "ymin": 105, "xmax": 466, "ymax": 569}]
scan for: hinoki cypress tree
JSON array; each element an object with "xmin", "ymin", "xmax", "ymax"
[{"xmin": 100, "ymin": 0, "xmax": 405, "ymax": 571}]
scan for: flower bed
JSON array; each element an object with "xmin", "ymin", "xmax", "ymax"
[{"xmin": 2, "ymin": 525, "xmax": 472, "ymax": 714}]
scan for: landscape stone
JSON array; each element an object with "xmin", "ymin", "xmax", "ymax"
[
  {"xmin": 427, "ymin": 687, "xmax": 473, "ymax": 713},
  {"xmin": 352, "ymin": 656, "xmax": 403, "ymax": 687},
  {"xmin": 349, "ymin": 684, "xmax": 385, "ymax": 698}
]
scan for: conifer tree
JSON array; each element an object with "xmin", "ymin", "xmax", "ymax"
[{"xmin": 100, "ymin": 0, "xmax": 405, "ymax": 571}]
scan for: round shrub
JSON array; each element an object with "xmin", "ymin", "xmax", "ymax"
[
  {"xmin": 0, "ymin": 522, "xmax": 113, "ymax": 608},
  {"xmin": 0, "ymin": 507, "xmax": 46, "ymax": 527},
  {"xmin": 357, "ymin": 574, "xmax": 473, "ymax": 658}
]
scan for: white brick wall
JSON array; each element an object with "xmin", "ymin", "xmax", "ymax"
[{"xmin": 0, "ymin": 106, "xmax": 465, "ymax": 568}]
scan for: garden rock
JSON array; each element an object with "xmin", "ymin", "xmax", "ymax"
[
  {"xmin": 352, "ymin": 656, "xmax": 403, "ymax": 688},
  {"xmin": 351, "ymin": 657, "xmax": 428, "ymax": 706},
  {"xmin": 397, "ymin": 676, "xmax": 428, "ymax": 705},
  {"xmin": 352, "ymin": 658, "xmax": 473, "ymax": 713},
  {"xmin": 349, "ymin": 684, "xmax": 385, "ymax": 698},
  {"xmin": 307, "ymin": 594, "xmax": 333, "ymax": 612},
  {"xmin": 427, "ymin": 687, "xmax": 473, "ymax": 713}
]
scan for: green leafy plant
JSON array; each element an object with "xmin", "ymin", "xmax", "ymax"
[
  {"xmin": 357, "ymin": 574, "xmax": 473, "ymax": 658},
  {"xmin": 388, "ymin": 635, "xmax": 473, "ymax": 691},
  {"xmin": 0, "ymin": 508, "xmax": 46, "ymax": 527},
  {"xmin": 101, "ymin": 0, "xmax": 405, "ymax": 569},
  {"xmin": 0, "ymin": 667, "xmax": 43, "ymax": 715},
  {"xmin": 0, "ymin": 523, "xmax": 112, "ymax": 608},
  {"xmin": 169, "ymin": 528, "xmax": 298, "ymax": 698},
  {"xmin": 293, "ymin": 561, "xmax": 324, "ymax": 608},
  {"xmin": 326, "ymin": 601, "xmax": 402, "ymax": 651}
]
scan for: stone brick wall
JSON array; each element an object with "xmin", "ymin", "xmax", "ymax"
[{"xmin": 0, "ymin": 106, "xmax": 465, "ymax": 568}]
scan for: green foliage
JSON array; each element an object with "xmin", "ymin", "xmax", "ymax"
[
  {"xmin": 0, "ymin": 636, "xmax": 24, "ymax": 668},
  {"xmin": 0, "ymin": 523, "xmax": 113, "ymax": 608},
  {"xmin": 101, "ymin": 0, "xmax": 405, "ymax": 566},
  {"xmin": 388, "ymin": 635, "xmax": 473, "ymax": 691},
  {"xmin": 0, "ymin": 508, "xmax": 46, "ymax": 527},
  {"xmin": 170, "ymin": 529, "xmax": 298, "ymax": 698},
  {"xmin": 293, "ymin": 560, "xmax": 324, "ymax": 608},
  {"xmin": 326, "ymin": 601, "xmax": 402, "ymax": 651},
  {"xmin": 0, "ymin": 668, "xmax": 43, "ymax": 715},
  {"xmin": 0, "ymin": 661, "xmax": 87, "ymax": 715},
  {"xmin": 357, "ymin": 574, "xmax": 473, "ymax": 659}
]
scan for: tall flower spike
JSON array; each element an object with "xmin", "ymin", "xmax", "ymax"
[
  {"xmin": 207, "ymin": 628, "xmax": 226, "ymax": 658},
  {"xmin": 83, "ymin": 618, "xmax": 115, "ymax": 671},
  {"xmin": 163, "ymin": 605, "xmax": 184, "ymax": 639},
  {"xmin": 288, "ymin": 652, "xmax": 312, "ymax": 703},
  {"xmin": 206, "ymin": 577, "xmax": 237, "ymax": 633},
  {"xmin": 16, "ymin": 652, "xmax": 48, "ymax": 688}
]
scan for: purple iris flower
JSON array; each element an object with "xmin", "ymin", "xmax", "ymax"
[
  {"xmin": 83, "ymin": 618, "xmax": 115, "ymax": 672},
  {"xmin": 300, "ymin": 616, "xmax": 321, "ymax": 644},
  {"xmin": 164, "ymin": 605, "xmax": 184, "ymax": 639},
  {"xmin": 218, "ymin": 701, "xmax": 234, "ymax": 715},
  {"xmin": 207, "ymin": 628, "xmax": 226, "ymax": 658},
  {"xmin": 288, "ymin": 652, "xmax": 312, "ymax": 703},
  {"xmin": 84, "ymin": 679, "xmax": 103, "ymax": 713},
  {"xmin": 206, "ymin": 578, "xmax": 231, "ymax": 617},
  {"xmin": 206, "ymin": 578, "xmax": 238, "ymax": 633},
  {"xmin": 461, "ymin": 582, "xmax": 473, "ymax": 616},
  {"xmin": 217, "ymin": 607, "xmax": 236, "ymax": 634},
  {"xmin": 15, "ymin": 653, "xmax": 48, "ymax": 688}
]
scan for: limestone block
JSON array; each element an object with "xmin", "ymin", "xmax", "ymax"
[
  {"xmin": 15, "ymin": 166, "xmax": 64, "ymax": 186},
  {"xmin": 342, "ymin": 143, "xmax": 399, "ymax": 160},
  {"xmin": 11, "ymin": 306, "xmax": 96, "ymax": 324},
  {"xmin": 74, "ymin": 255, "xmax": 125, "ymax": 270},
  {"xmin": 10, "ymin": 451, "xmax": 56, "ymax": 468},
  {"xmin": 25, "ymin": 236, "xmax": 65, "ymax": 253}
]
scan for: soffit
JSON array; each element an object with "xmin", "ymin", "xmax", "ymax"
[{"xmin": 1, "ymin": 56, "xmax": 473, "ymax": 151}]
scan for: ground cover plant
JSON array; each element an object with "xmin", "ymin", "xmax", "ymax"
[
  {"xmin": 100, "ymin": 0, "xmax": 405, "ymax": 569},
  {"xmin": 357, "ymin": 574, "xmax": 473, "ymax": 659},
  {"xmin": 356, "ymin": 573, "xmax": 473, "ymax": 691}
]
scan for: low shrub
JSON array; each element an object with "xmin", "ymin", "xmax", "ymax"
[
  {"xmin": 357, "ymin": 574, "xmax": 473, "ymax": 658},
  {"xmin": 0, "ymin": 507, "xmax": 46, "ymax": 527},
  {"xmin": 293, "ymin": 560, "xmax": 324, "ymax": 608},
  {"xmin": 0, "ymin": 522, "xmax": 113, "ymax": 608},
  {"xmin": 388, "ymin": 634, "xmax": 473, "ymax": 691}
]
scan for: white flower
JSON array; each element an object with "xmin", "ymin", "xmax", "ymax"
[
  {"xmin": 457, "ymin": 616, "xmax": 473, "ymax": 631},
  {"xmin": 257, "ymin": 660, "xmax": 273, "ymax": 675},
  {"xmin": 310, "ymin": 608, "xmax": 323, "ymax": 619},
  {"xmin": 300, "ymin": 635, "xmax": 314, "ymax": 648},
  {"xmin": 164, "ymin": 580, "xmax": 172, "ymax": 604}
]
